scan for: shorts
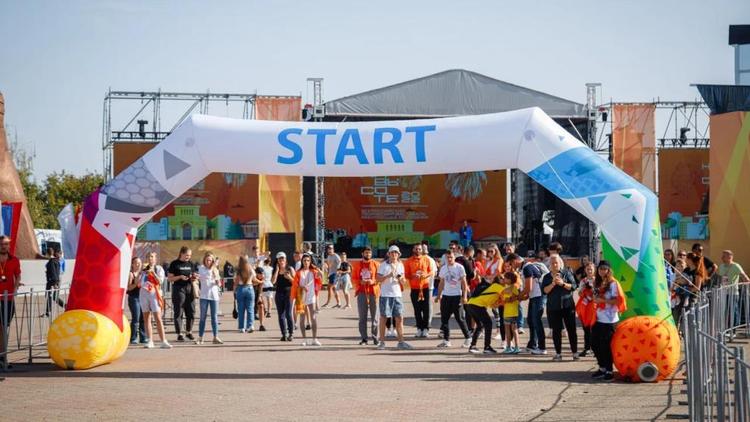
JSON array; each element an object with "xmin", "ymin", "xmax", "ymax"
[
  {"xmin": 504, "ymin": 317, "xmax": 518, "ymax": 325},
  {"xmin": 336, "ymin": 276, "xmax": 352, "ymax": 293},
  {"xmin": 379, "ymin": 296, "xmax": 404, "ymax": 318},
  {"xmin": 328, "ymin": 273, "xmax": 336, "ymax": 286},
  {"xmin": 262, "ymin": 286, "xmax": 275, "ymax": 298},
  {"xmin": 139, "ymin": 293, "xmax": 161, "ymax": 313}
]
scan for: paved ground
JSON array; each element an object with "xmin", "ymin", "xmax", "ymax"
[{"xmin": 1, "ymin": 295, "xmax": 689, "ymax": 421}]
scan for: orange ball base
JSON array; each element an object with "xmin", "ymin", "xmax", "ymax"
[{"xmin": 611, "ymin": 315, "xmax": 680, "ymax": 382}]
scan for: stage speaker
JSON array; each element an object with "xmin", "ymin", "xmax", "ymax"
[{"xmin": 267, "ymin": 233, "xmax": 297, "ymax": 262}]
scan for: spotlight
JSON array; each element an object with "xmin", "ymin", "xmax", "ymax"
[
  {"xmin": 679, "ymin": 127, "xmax": 690, "ymax": 146},
  {"xmin": 137, "ymin": 120, "xmax": 149, "ymax": 139}
]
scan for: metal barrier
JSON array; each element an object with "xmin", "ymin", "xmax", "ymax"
[
  {"xmin": 1, "ymin": 287, "xmax": 70, "ymax": 371},
  {"xmin": 683, "ymin": 282, "xmax": 750, "ymax": 421}
]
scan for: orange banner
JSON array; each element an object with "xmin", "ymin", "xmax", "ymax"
[
  {"xmin": 658, "ymin": 149, "xmax": 709, "ymax": 240},
  {"xmin": 324, "ymin": 172, "xmax": 507, "ymax": 250},
  {"xmin": 255, "ymin": 96, "xmax": 301, "ymax": 121},
  {"xmin": 709, "ymin": 112, "xmax": 750, "ymax": 268},
  {"xmin": 612, "ymin": 104, "xmax": 657, "ymax": 191},
  {"xmin": 113, "ymin": 142, "xmax": 259, "ymax": 241}
]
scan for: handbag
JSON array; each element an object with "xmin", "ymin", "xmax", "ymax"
[
  {"xmin": 192, "ymin": 280, "xmax": 200, "ymax": 300},
  {"xmin": 232, "ymin": 295, "xmax": 238, "ymax": 319}
]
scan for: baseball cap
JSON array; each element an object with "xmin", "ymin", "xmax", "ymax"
[
  {"xmin": 597, "ymin": 260, "xmax": 611, "ymax": 269},
  {"xmin": 275, "ymin": 251, "xmax": 287, "ymax": 259},
  {"xmin": 388, "ymin": 245, "xmax": 401, "ymax": 255}
]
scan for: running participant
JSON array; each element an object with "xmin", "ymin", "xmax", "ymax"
[
  {"xmin": 465, "ymin": 275, "xmax": 503, "ymax": 354},
  {"xmin": 435, "ymin": 251, "xmax": 471, "ymax": 348}
]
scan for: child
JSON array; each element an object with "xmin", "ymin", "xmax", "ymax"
[{"xmin": 501, "ymin": 271, "xmax": 521, "ymax": 354}]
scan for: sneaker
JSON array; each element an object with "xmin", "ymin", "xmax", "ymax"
[
  {"xmin": 321, "ymin": 304, "xmax": 329, "ymax": 309},
  {"xmin": 397, "ymin": 341, "xmax": 414, "ymax": 350},
  {"xmin": 386, "ymin": 329, "xmax": 396, "ymax": 338},
  {"xmin": 312, "ymin": 339, "xmax": 322, "ymax": 346},
  {"xmin": 359, "ymin": 339, "xmax": 368, "ymax": 345},
  {"xmin": 265, "ymin": 312, "xmax": 271, "ymax": 318},
  {"xmin": 511, "ymin": 347, "xmax": 520, "ymax": 354},
  {"xmin": 176, "ymin": 335, "xmax": 185, "ymax": 342},
  {"xmin": 185, "ymin": 333, "xmax": 195, "ymax": 341},
  {"xmin": 483, "ymin": 346, "xmax": 498, "ymax": 354},
  {"xmin": 502, "ymin": 347, "xmax": 514, "ymax": 354},
  {"xmin": 129, "ymin": 339, "xmax": 138, "ymax": 345},
  {"xmin": 213, "ymin": 337, "xmax": 223, "ymax": 345},
  {"xmin": 144, "ymin": 341, "xmax": 155, "ymax": 349},
  {"xmin": 578, "ymin": 350, "xmax": 589, "ymax": 357},
  {"xmin": 493, "ymin": 333, "xmax": 503, "ymax": 340},
  {"xmin": 602, "ymin": 372, "xmax": 615, "ymax": 381},
  {"xmin": 532, "ymin": 348, "xmax": 548, "ymax": 355},
  {"xmin": 301, "ymin": 339, "xmax": 308, "ymax": 346},
  {"xmin": 280, "ymin": 336, "xmax": 287, "ymax": 342},
  {"xmin": 518, "ymin": 328, "xmax": 525, "ymax": 335},
  {"xmin": 248, "ymin": 328, "xmax": 254, "ymax": 333},
  {"xmin": 469, "ymin": 346, "xmax": 481, "ymax": 354},
  {"xmin": 572, "ymin": 353, "xmax": 580, "ymax": 361},
  {"xmin": 423, "ymin": 330, "xmax": 431, "ymax": 338},
  {"xmin": 591, "ymin": 369, "xmax": 606, "ymax": 379},
  {"xmin": 343, "ymin": 305, "xmax": 352, "ymax": 310},
  {"xmin": 287, "ymin": 335, "xmax": 293, "ymax": 342},
  {"xmin": 259, "ymin": 325, "xmax": 266, "ymax": 332},
  {"xmin": 195, "ymin": 337, "xmax": 204, "ymax": 345},
  {"xmin": 377, "ymin": 341, "xmax": 386, "ymax": 350},
  {"xmin": 462, "ymin": 337, "xmax": 472, "ymax": 348},
  {"xmin": 140, "ymin": 338, "xmax": 150, "ymax": 344},
  {"xmin": 437, "ymin": 340, "xmax": 451, "ymax": 348},
  {"xmin": 239, "ymin": 329, "xmax": 246, "ymax": 333},
  {"xmin": 525, "ymin": 347, "xmax": 536, "ymax": 353},
  {"xmin": 414, "ymin": 329, "xmax": 423, "ymax": 338},
  {"xmin": 552, "ymin": 354, "xmax": 563, "ymax": 361},
  {"xmin": 371, "ymin": 336, "xmax": 378, "ymax": 345},
  {"xmin": 160, "ymin": 341, "xmax": 172, "ymax": 349}
]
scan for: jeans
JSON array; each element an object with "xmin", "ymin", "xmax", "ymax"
[
  {"xmin": 172, "ymin": 283, "xmax": 195, "ymax": 336},
  {"xmin": 440, "ymin": 295, "xmax": 470, "ymax": 341},
  {"xmin": 467, "ymin": 304, "xmax": 493, "ymax": 349},
  {"xmin": 410, "ymin": 288, "xmax": 430, "ymax": 330},
  {"xmin": 592, "ymin": 322, "xmax": 616, "ymax": 371},
  {"xmin": 275, "ymin": 290, "xmax": 294, "ymax": 337},
  {"xmin": 526, "ymin": 296, "xmax": 546, "ymax": 350},
  {"xmin": 235, "ymin": 285, "xmax": 255, "ymax": 330},
  {"xmin": 547, "ymin": 306, "xmax": 578, "ymax": 355},
  {"xmin": 357, "ymin": 293, "xmax": 378, "ymax": 340},
  {"xmin": 128, "ymin": 294, "xmax": 146, "ymax": 342},
  {"xmin": 199, "ymin": 298, "xmax": 219, "ymax": 338},
  {"xmin": 517, "ymin": 302, "xmax": 525, "ymax": 329}
]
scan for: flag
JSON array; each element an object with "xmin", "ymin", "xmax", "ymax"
[{"xmin": 57, "ymin": 203, "xmax": 81, "ymax": 257}]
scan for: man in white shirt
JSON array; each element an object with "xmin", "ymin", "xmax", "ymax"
[
  {"xmin": 376, "ymin": 245, "xmax": 413, "ymax": 350},
  {"xmin": 435, "ymin": 250, "xmax": 471, "ymax": 348}
]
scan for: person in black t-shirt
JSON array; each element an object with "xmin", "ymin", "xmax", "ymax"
[
  {"xmin": 272, "ymin": 251, "xmax": 296, "ymax": 341},
  {"xmin": 167, "ymin": 246, "xmax": 198, "ymax": 342},
  {"xmin": 542, "ymin": 255, "xmax": 578, "ymax": 361}
]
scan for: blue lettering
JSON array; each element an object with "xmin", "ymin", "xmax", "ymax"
[
  {"xmin": 373, "ymin": 127, "xmax": 403, "ymax": 164},
  {"xmin": 307, "ymin": 128, "xmax": 337, "ymax": 165},
  {"xmin": 277, "ymin": 128, "xmax": 303, "ymax": 164},
  {"xmin": 334, "ymin": 129, "xmax": 369, "ymax": 165},
  {"xmin": 405, "ymin": 125, "xmax": 436, "ymax": 163}
]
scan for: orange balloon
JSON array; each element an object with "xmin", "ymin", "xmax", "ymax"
[{"xmin": 611, "ymin": 316, "xmax": 680, "ymax": 382}]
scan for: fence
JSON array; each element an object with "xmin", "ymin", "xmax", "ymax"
[
  {"xmin": 1, "ymin": 287, "xmax": 70, "ymax": 371},
  {"xmin": 683, "ymin": 282, "xmax": 750, "ymax": 421}
]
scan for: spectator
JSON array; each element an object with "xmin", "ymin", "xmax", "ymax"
[
  {"xmin": 197, "ymin": 252, "xmax": 223, "ymax": 344},
  {"xmin": 670, "ymin": 258, "xmax": 693, "ymax": 328},
  {"xmin": 483, "ymin": 244, "xmax": 504, "ymax": 340},
  {"xmin": 376, "ymin": 245, "xmax": 413, "ymax": 350},
  {"xmin": 718, "ymin": 250, "xmax": 749, "ymax": 327},
  {"xmin": 435, "ymin": 250, "xmax": 471, "ymax": 348},
  {"xmin": 293, "ymin": 250, "xmax": 303, "ymax": 271},
  {"xmin": 43, "ymin": 249, "xmax": 66, "ymax": 317},
  {"xmin": 513, "ymin": 253, "xmax": 548, "ymax": 355},
  {"xmin": 500, "ymin": 271, "xmax": 521, "ymax": 354},
  {"xmin": 248, "ymin": 245, "xmax": 261, "ymax": 268},
  {"xmin": 235, "ymin": 256, "xmax": 256, "ymax": 334},
  {"xmin": 465, "ymin": 275, "xmax": 503, "ymax": 354},
  {"xmin": 542, "ymin": 255, "xmax": 578, "ymax": 361},
  {"xmin": 686, "ymin": 253, "xmax": 708, "ymax": 291},
  {"xmin": 222, "ymin": 260, "xmax": 235, "ymax": 291},
  {"xmin": 322, "ymin": 244, "xmax": 342, "ymax": 308},
  {"xmin": 574, "ymin": 255, "xmax": 590, "ymax": 282},
  {"xmin": 260, "ymin": 258, "xmax": 274, "ymax": 316},
  {"xmin": 591, "ymin": 260, "xmax": 627, "ymax": 381},
  {"xmin": 272, "ymin": 252, "xmax": 296, "ymax": 341},
  {"xmin": 140, "ymin": 252, "xmax": 171, "ymax": 349},
  {"xmin": 404, "ymin": 244, "xmax": 433, "ymax": 338},
  {"xmin": 576, "ymin": 262, "xmax": 596, "ymax": 357},
  {"xmin": 254, "ymin": 267, "xmax": 268, "ymax": 331},
  {"xmin": 353, "ymin": 246, "xmax": 380, "ymax": 345},
  {"xmin": 501, "ymin": 242, "xmax": 515, "ymax": 260},
  {"xmin": 336, "ymin": 252, "xmax": 353, "ymax": 310},
  {"xmin": 692, "ymin": 243, "xmax": 718, "ymax": 280},
  {"xmin": 0, "ymin": 235, "xmax": 22, "ymax": 368},
  {"xmin": 664, "ymin": 249, "xmax": 677, "ymax": 268},
  {"xmin": 459, "ymin": 220, "xmax": 473, "ymax": 248},
  {"xmin": 420, "ymin": 241, "xmax": 438, "ymax": 331},
  {"xmin": 126, "ymin": 257, "xmax": 148, "ymax": 345},
  {"xmin": 167, "ymin": 247, "xmax": 198, "ymax": 342},
  {"xmin": 292, "ymin": 253, "xmax": 323, "ymax": 346}
]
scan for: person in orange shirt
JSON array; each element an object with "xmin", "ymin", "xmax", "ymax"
[
  {"xmin": 404, "ymin": 244, "xmax": 433, "ymax": 338},
  {"xmin": 352, "ymin": 246, "xmax": 380, "ymax": 345}
]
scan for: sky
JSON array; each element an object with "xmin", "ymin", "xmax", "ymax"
[{"xmin": 1, "ymin": 0, "xmax": 748, "ymax": 178}]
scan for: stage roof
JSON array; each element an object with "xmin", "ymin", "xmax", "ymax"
[{"xmin": 324, "ymin": 69, "xmax": 586, "ymax": 119}]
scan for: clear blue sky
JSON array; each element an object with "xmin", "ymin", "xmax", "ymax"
[{"xmin": 1, "ymin": 0, "xmax": 748, "ymax": 178}]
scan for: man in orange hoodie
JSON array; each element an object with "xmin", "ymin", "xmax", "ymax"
[
  {"xmin": 405, "ymin": 243, "xmax": 433, "ymax": 337},
  {"xmin": 353, "ymin": 246, "xmax": 380, "ymax": 345}
]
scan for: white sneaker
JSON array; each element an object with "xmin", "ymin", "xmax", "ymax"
[
  {"xmin": 312, "ymin": 339, "xmax": 322, "ymax": 346},
  {"xmin": 144, "ymin": 341, "xmax": 155, "ymax": 349},
  {"xmin": 160, "ymin": 341, "xmax": 172, "ymax": 349},
  {"xmin": 423, "ymin": 329, "xmax": 430, "ymax": 338},
  {"xmin": 518, "ymin": 328, "xmax": 525, "ymax": 335},
  {"xmin": 462, "ymin": 337, "xmax": 472, "ymax": 348},
  {"xmin": 386, "ymin": 329, "xmax": 396, "ymax": 338},
  {"xmin": 239, "ymin": 329, "xmax": 246, "ymax": 333},
  {"xmin": 437, "ymin": 340, "xmax": 452, "ymax": 348},
  {"xmin": 377, "ymin": 341, "xmax": 386, "ymax": 350},
  {"xmin": 493, "ymin": 333, "xmax": 503, "ymax": 340},
  {"xmin": 196, "ymin": 336, "xmax": 204, "ymax": 345},
  {"xmin": 414, "ymin": 329, "xmax": 423, "ymax": 338},
  {"xmin": 301, "ymin": 339, "xmax": 308, "ymax": 346},
  {"xmin": 531, "ymin": 348, "xmax": 548, "ymax": 355}
]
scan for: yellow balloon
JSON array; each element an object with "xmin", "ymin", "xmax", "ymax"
[{"xmin": 48, "ymin": 310, "xmax": 131, "ymax": 370}]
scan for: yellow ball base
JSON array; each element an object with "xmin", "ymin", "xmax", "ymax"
[{"xmin": 48, "ymin": 310, "xmax": 130, "ymax": 370}]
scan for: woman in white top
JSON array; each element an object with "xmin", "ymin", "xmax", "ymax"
[
  {"xmin": 139, "ymin": 252, "xmax": 171, "ymax": 349},
  {"xmin": 293, "ymin": 254, "xmax": 323, "ymax": 346},
  {"xmin": 591, "ymin": 260, "xmax": 625, "ymax": 381},
  {"xmin": 197, "ymin": 252, "xmax": 223, "ymax": 345}
]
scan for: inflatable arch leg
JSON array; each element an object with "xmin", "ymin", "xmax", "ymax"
[{"xmin": 51, "ymin": 107, "xmax": 678, "ymax": 378}]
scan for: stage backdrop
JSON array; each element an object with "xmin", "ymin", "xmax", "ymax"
[
  {"xmin": 324, "ymin": 171, "xmax": 507, "ymax": 250},
  {"xmin": 612, "ymin": 104, "xmax": 657, "ymax": 191},
  {"xmin": 113, "ymin": 142, "xmax": 259, "ymax": 241},
  {"xmin": 709, "ymin": 111, "xmax": 750, "ymax": 269},
  {"xmin": 658, "ymin": 149, "xmax": 709, "ymax": 240}
]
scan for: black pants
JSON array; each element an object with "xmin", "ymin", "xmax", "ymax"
[
  {"xmin": 410, "ymin": 288, "xmax": 430, "ymax": 330},
  {"xmin": 45, "ymin": 282, "xmax": 66, "ymax": 314},
  {"xmin": 582, "ymin": 326, "xmax": 592, "ymax": 351},
  {"xmin": 467, "ymin": 304, "xmax": 493, "ymax": 350},
  {"xmin": 0, "ymin": 299, "xmax": 15, "ymax": 328},
  {"xmin": 440, "ymin": 296, "xmax": 470, "ymax": 341},
  {"xmin": 275, "ymin": 290, "xmax": 294, "ymax": 337},
  {"xmin": 547, "ymin": 307, "xmax": 578, "ymax": 354},
  {"xmin": 172, "ymin": 283, "xmax": 195, "ymax": 336},
  {"xmin": 591, "ymin": 322, "xmax": 616, "ymax": 371}
]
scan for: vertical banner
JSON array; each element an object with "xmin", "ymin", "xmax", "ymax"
[
  {"xmin": 658, "ymin": 149, "xmax": 709, "ymax": 240},
  {"xmin": 709, "ymin": 111, "xmax": 750, "ymax": 269},
  {"xmin": 1, "ymin": 201, "xmax": 22, "ymax": 254},
  {"xmin": 256, "ymin": 96, "xmax": 302, "ymax": 247},
  {"xmin": 612, "ymin": 104, "xmax": 657, "ymax": 191}
]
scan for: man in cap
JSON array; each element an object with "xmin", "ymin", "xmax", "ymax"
[{"xmin": 376, "ymin": 245, "xmax": 413, "ymax": 350}]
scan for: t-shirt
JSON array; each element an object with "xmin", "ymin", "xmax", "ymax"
[
  {"xmin": 198, "ymin": 265, "xmax": 221, "ymax": 301},
  {"xmin": 484, "ymin": 258, "xmax": 502, "ymax": 282},
  {"xmin": 377, "ymin": 260, "xmax": 404, "ymax": 298},
  {"xmin": 353, "ymin": 260, "xmax": 380, "ymax": 296},
  {"xmin": 139, "ymin": 266, "xmax": 164, "ymax": 296},
  {"xmin": 467, "ymin": 283, "xmax": 503, "ymax": 308},
  {"xmin": 297, "ymin": 269, "xmax": 317, "ymax": 305},
  {"xmin": 718, "ymin": 262, "xmax": 746, "ymax": 286},
  {"xmin": 326, "ymin": 253, "xmax": 342, "ymax": 276},
  {"xmin": 168, "ymin": 259, "xmax": 197, "ymax": 287},
  {"xmin": 260, "ymin": 265, "xmax": 274, "ymax": 288},
  {"xmin": 439, "ymin": 263, "xmax": 466, "ymax": 296},
  {"xmin": 541, "ymin": 270, "xmax": 577, "ymax": 311},
  {"xmin": 338, "ymin": 261, "xmax": 352, "ymax": 282},
  {"xmin": 522, "ymin": 262, "xmax": 544, "ymax": 298},
  {"xmin": 501, "ymin": 285, "xmax": 520, "ymax": 318},
  {"xmin": 596, "ymin": 282, "xmax": 621, "ymax": 324},
  {"xmin": 0, "ymin": 254, "xmax": 21, "ymax": 299}
]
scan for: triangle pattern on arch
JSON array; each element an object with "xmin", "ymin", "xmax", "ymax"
[
  {"xmin": 621, "ymin": 246, "xmax": 639, "ymax": 261},
  {"xmin": 163, "ymin": 150, "xmax": 191, "ymax": 180},
  {"xmin": 587, "ymin": 195, "xmax": 607, "ymax": 211}
]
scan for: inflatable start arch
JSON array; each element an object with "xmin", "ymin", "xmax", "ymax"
[{"xmin": 49, "ymin": 107, "xmax": 679, "ymax": 379}]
